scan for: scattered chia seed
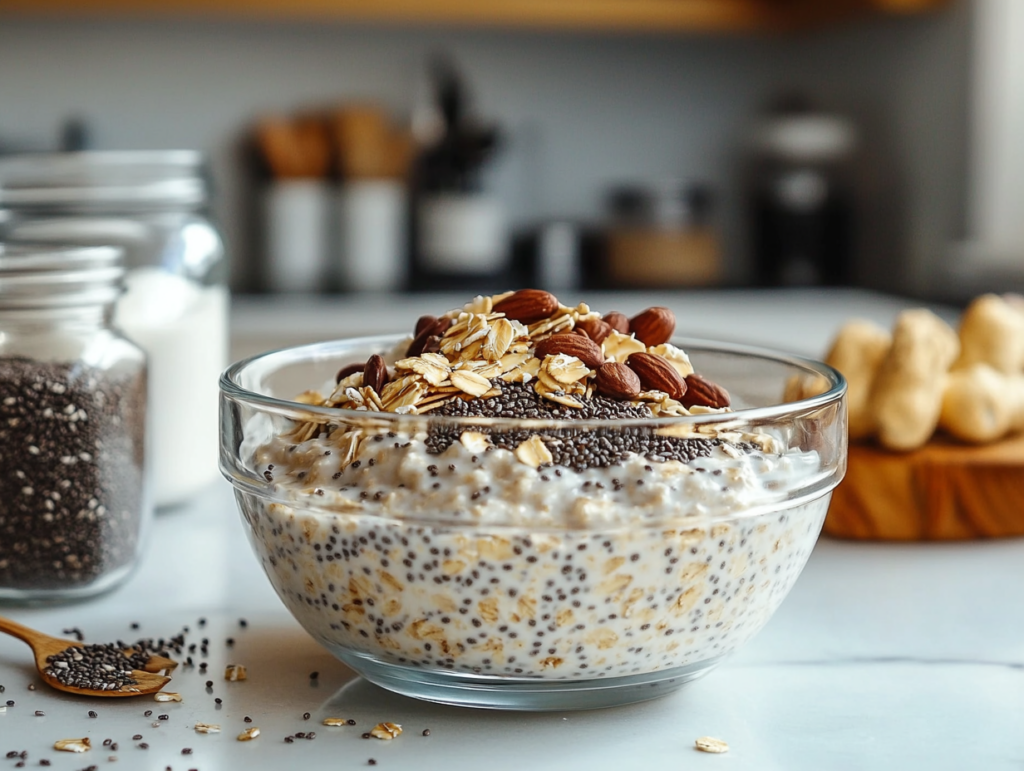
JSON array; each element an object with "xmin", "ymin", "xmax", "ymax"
[
  {"xmin": 309, "ymin": 671, "xmax": 319, "ymax": 680},
  {"xmin": 303, "ymin": 712, "xmax": 310, "ymax": 720},
  {"xmin": 34, "ymin": 710, "xmax": 43, "ymax": 716},
  {"xmin": 421, "ymin": 729, "xmax": 431, "ymax": 737},
  {"xmin": 88, "ymin": 710, "xmax": 98, "ymax": 718}
]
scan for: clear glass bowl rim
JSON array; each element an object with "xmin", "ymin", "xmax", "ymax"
[{"xmin": 221, "ymin": 333, "xmax": 846, "ymax": 431}]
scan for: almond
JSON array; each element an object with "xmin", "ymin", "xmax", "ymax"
[
  {"xmin": 408, "ymin": 317, "xmax": 451, "ymax": 356},
  {"xmin": 492, "ymin": 289, "xmax": 559, "ymax": 324},
  {"xmin": 630, "ymin": 307, "xmax": 676, "ymax": 346},
  {"xmin": 681, "ymin": 373, "xmax": 730, "ymax": 409},
  {"xmin": 422, "ymin": 335, "xmax": 442, "ymax": 354},
  {"xmin": 335, "ymin": 362, "xmax": 364, "ymax": 384},
  {"xmin": 363, "ymin": 354, "xmax": 388, "ymax": 394},
  {"xmin": 603, "ymin": 311, "xmax": 630, "ymax": 334},
  {"xmin": 414, "ymin": 314, "xmax": 439, "ymax": 337},
  {"xmin": 575, "ymin": 318, "xmax": 613, "ymax": 345},
  {"xmin": 595, "ymin": 361, "xmax": 641, "ymax": 399},
  {"xmin": 626, "ymin": 352, "xmax": 687, "ymax": 400},
  {"xmin": 534, "ymin": 333, "xmax": 605, "ymax": 369}
]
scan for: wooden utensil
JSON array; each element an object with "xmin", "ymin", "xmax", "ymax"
[
  {"xmin": 825, "ymin": 432, "xmax": 1024, "ymax": 540},
  {"xmin": 0, "ymin": 616, "xmax": 177, "ymax": 697}
]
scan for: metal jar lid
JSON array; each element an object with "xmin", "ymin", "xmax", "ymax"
[
  {"xmin": 0, "ymin": 151, "xmax": 207, "ymax": 210},
  {"xmin": 0, "ymin": 243, "xmax": 125, "ymax": 309}
]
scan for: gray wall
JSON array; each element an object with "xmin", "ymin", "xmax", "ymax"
[{"xmin": 0, "ymin": 4, "xmax": 969, "ymax": 295}]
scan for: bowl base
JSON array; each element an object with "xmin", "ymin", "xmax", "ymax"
[{"xmin": 335, "ymin": 649, "xmax": 723, "ymax": 711}]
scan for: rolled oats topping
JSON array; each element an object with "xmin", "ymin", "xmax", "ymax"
[{"xmin": 695, "ymin": 736, "xmax": 730, "ymax": 753}]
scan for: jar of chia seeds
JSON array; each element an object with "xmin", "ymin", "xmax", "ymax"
[
  {"xmin": 0, "ymin": 152, "xmax": 227, "ymax": 509},
  {"xmin": 0, "ymin": 243, "xmax": 149, "ymax": 603}
]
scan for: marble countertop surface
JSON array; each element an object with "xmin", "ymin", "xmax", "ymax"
[{"xmin": 1, "ymin": 289, "xmax": 1021, "ymax": 770}]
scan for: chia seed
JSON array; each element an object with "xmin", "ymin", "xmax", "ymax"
[
  {"xmin": 43, "ymin": 639, "xmax": 170, "ymax": 692},
  {"xmin": 425, "ymin": 380, "xmax": 720, "ymax": 469},
  {"xmin": 0, "ymin": 358, "xmax": 146, "ymax": 591}
]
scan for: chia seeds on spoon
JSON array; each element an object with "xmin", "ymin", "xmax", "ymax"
[{"xmin": 44, "ymin": 639, "xmax": 170, "ymax": 692}]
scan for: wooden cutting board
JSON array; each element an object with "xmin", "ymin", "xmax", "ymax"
[{"xmin": 825, "ymin": 432, "xmax": 1024, "ymax": 540}]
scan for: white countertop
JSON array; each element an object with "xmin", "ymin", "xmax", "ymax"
[{"xmin": 2, "ymin": 289, "xmax": 1022, "ymax": 771}]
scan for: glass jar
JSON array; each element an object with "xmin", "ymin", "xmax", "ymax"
[
  {"xmin": 0, "ymin": 152, "xmax": 228, "ymax": 508},
  {"xmin": 0, "ymin": 243, "xmax": 149, "ymax": 603}
]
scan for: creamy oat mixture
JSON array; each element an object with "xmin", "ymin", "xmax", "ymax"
[{"xmin": 239, "ymin": 291, "xmax": 831, "ymax": 680}]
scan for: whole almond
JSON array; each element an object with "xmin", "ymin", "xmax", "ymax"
[
  {"xmin": 335, "ymin": 362, "xmax": 364, "ymax": 384},
  {"xmin": 626, "ymin": 352, "xmax": 687, "ymax": 399},
  {"xmin": 596, "ymin": 361, "xmax": 641, "ymax": 399},
  {"xmin": 575, "ymin": 318, "xmax": 613, "ymax": 345},
  {"xmin": 681, "ymin": 373, "xmax": 730, "ymax": 409},
  {"xmin": 603, "ymin": 311, "xmax": 630, "ymax": 334},
  {"xmin": 535, "ymin": 333, "xmax": 605, "ymax": 369},
  {"xmin": 414, "ymin": 314, "xmax": 439, "ymax": 337},
  {"xmin": 363, "ymin": 354, "xmax": 388, "ymax": 394},
  {"xmin": 492, "ymin": 289, "xmax": 560, "ymax": 324},
  {"xmin": 408, "ymin": 317, "xmax": 451, "ymax": 357},
  {"xmin": 630, "ymin": 307, "xmax": 676, "ymax": 346}
]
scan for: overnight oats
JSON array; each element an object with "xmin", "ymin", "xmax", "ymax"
[{"xmin": 221, "ymin": 290, "xmax": 847, "ymax": 710}]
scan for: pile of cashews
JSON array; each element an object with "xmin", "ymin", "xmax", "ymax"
[{"xmin": 786, "ymin": 293, "xmax": 1024, "ymax": 451}]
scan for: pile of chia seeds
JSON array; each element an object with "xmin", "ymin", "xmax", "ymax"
[
  {"xmin": 45, "ymin": 638, "xmax": 171, "ymax": 692},
  {"xmin": 0, "ymin": 357, "xmax": 146, "ymax": 591},
  {"xmin": 426, "ymin": 380, "xmax": 721, "ymax": 470}
]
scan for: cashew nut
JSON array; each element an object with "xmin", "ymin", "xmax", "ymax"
[
  {"xmin": 870, "ymin": 309, "xmax": 959, "ymax": 451},
  {"xmin": 824, "ymin": 319, "xmax": 891, "ymax": 441},
  {"xmin": 953, "ymin": 293, "xmax": 1024, "ymax": 374}
]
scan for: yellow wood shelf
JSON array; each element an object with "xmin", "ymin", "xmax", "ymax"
[{"xmin": 0, "ymin": 0, "xmax": 950, "ymax": 33}]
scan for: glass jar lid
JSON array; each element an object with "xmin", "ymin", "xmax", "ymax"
[
  {"xmin": 0, "ymin": 243, "xmax": 125, "ymax": 309},
  {"xmin": 0, "ymin": 151, "xmax": 207, "ymax": 210}
]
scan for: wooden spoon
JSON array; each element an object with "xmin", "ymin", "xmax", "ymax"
[{"xmin": 0, "ymin": 616, "xmax": 177, "ymax": 698}]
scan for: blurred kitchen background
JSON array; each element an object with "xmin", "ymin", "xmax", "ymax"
[{"xmin": 0, "ymin": 0, "xmax": 1021, "ymax": 302}]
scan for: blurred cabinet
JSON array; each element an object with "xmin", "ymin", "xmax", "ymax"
[{"xmin": 0, "ymin": 0, "xmax": 951, "ymax": 32}]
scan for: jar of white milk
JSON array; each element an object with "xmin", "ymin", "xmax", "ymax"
[{"xmin": 0, "ymin": 152, "xmax": 228, "ymax": 508}]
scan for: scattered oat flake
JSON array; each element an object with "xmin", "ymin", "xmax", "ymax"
[
  {"xmin": 237, "ymin": 727, "xmax": 260, "ymax": 741},
  {"xmin": 322, "ymin": 717, "xmax": 348, "ymax": 727},
  {"xmin": 695, "ymin": 736, "xmax": 729, "ymax": 754},
  {"xmin": 194, "ymin": 722, "xmax": 221, "ymax": 734},
  {"xmin": 154, "ymin": 692, "xmax": 182, "ymax": 702},
  {"xmin": 225, "ymin": 664, "xmax": 248, "ymax": 681},
  {"xmin": 369, "ymin": 722, "xmax": 402, "ymax": 740},
  {"xmin": 54, "ymin": 738, "xmax": 91, "ymax": 753}
]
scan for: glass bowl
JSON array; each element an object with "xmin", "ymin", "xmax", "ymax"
[{"xmin": 220, "ymin": 334, "xmax": 846, "ymax": 711}]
